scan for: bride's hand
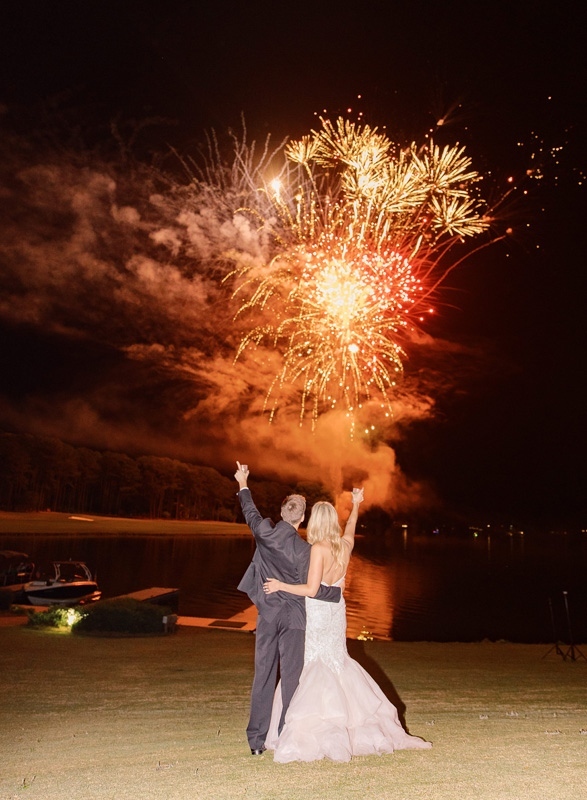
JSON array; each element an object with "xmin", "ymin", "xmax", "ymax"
[
  {"xmin": 263, "ymin": 578, "xmax": 282, "ymax": 594},
  {"xmin": 352, "ymin": 487, "xmax": 364, "ymax": 504}
]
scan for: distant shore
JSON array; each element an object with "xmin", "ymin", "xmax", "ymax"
[{"xmin": 0, "ymin": 510, "xmax": 249, "ymax": 536}]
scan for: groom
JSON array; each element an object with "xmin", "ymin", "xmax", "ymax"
[{"xmin": 235, "ymin": 462, "xmax": 341, "ymax": 754}]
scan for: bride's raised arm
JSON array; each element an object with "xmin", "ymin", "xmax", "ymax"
[{"xmin": 341, "ymin": 488, "xmax": 364, "ymax": 552}]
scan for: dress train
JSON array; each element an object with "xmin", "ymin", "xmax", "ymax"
[{"xmin": 265, "ymin": 586, "xmax": 431, "ymax": 763}]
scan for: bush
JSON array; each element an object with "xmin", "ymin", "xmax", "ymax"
[
  {"xmin": 26, "ymin": 607, "xmax": 73, "ymax": 628},
  {"xmin": 0, "ymin": 588, "xmax": 14, "ymax": 611},
  {"xmin": 8, "ymin": 603, "xmax": 28, "ymax": 615},
  {"xmin": 71, "ymin": 598, "xmax": 171, "ymax": 635}
]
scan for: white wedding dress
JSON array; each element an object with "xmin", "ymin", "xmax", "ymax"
[{"xmin": 265, "ymin": 579, "xmax": 432, "ymax": 762}]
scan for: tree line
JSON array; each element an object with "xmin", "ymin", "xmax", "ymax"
[{"xmin": 0, "ymin": 432, "xmax": 332, "ymax": 521}]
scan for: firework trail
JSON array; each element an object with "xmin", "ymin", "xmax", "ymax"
[{"xmin": 226, "ymin": 117, "xmax": 495, "ymax": 429}]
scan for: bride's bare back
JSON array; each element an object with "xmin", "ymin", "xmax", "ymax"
[{"xmin": 317, "ymin": 539, "xmax": 352, "ymax": 587}]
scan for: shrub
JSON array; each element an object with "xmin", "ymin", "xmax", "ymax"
[
  {"xmin": 0, "ymin": 588, "xmax": 13, "ymax": 611},
  {"xmin": 8, "ymin": 603, "xmax": 28, "ymax": 615},
  {"xmin": 26, "ymin": 607, "xmax": 72, "ymax": 628},
  {"xmin": 71, "ymin": 598, "xmax": 171, "ymax": 635}
]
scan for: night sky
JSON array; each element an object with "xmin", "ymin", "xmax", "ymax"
[{"xmin": 0, "ymin": 0, "xmax": 585, "ymax": 528}]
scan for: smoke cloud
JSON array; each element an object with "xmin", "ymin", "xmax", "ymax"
[{"xmin": 0, "ymin": 123, "xmax": 487, "ymax": 513}]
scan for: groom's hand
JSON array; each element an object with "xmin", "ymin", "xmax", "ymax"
[{"xmin": 235, "ymin": 461, "xmax": 250, "ymax": 490}]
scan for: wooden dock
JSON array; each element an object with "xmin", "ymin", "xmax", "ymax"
[
  {"xmin": 113, "ymin": 586, "xmax": 179, "ymax": 605},
  {"xmin": 109, "ymin": 587, "xmax": 257, "ymax": 632},
  {"xmin": 178, "ymin": 604, "xmax": 257, "ymax": 633}
]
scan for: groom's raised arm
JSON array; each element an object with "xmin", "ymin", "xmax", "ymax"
[
  {"xmin": 237, "ymin": 486, "xmax": 264, "ymax": 534},
  {"xmin": 235, "ymin": 461, "xmax": 266, "ymax": 535}
]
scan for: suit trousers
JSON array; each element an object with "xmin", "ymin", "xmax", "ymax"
[{"xmin": 246, "ymin": 605, "xmax": 305, "ymax": 751}]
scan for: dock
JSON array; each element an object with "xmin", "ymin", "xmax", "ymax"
[
  {"xmin": 178, "ymin": 604, "xmax": 257, "ymax": 633},
  {"xmin": 112, "ymin": 586, "xmax": 180, "ymax": 605},
  {"xmin": 109, "ymin": 587, "xmax": 257, "ymax": 633}
]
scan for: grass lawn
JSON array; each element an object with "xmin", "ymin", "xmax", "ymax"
[{"xmin": 1, "ymin": 621, "xmax": 586, "ymax": 800}]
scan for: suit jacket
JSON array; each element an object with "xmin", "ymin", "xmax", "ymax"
[{"xmin": 237, "ymin": 488, "xmax": 341, "ymax": 629}]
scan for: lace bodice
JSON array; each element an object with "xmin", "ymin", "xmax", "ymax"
[{"xmin": 304, "ymin": 580, "xmax": 347, "ymax": 673}]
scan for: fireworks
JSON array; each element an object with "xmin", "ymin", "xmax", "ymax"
[{"xmin": 228, "ymin": 117, "xmax": 495, "ymax": 427}]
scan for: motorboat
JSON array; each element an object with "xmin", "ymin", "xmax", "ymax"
[
  {"xmin": 23, "ymin": 560, "xmax": 101, "ymax": 606},
  {"xmin": 0, "ymin": 550, "xmax": 35, "ymax": 588}
]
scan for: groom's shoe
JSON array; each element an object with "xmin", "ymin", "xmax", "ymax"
[{"xmin": 250, "ymin": 747, "xmax": 266, "ymax": 756}]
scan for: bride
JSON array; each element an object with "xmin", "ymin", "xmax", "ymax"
[{"xmin": 263, "ymin": 489, "xmax": 432, "ymax": 763}]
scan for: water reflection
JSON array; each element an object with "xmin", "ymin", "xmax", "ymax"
[
  {"xmin": 345, "ymin": 554, "xmax": 395, "ymax": 640},
  {"xmin": 1, "ymin": 530, "xmax": 586, "ymax": 643}
]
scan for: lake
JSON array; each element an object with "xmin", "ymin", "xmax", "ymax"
[{"xmin": 2, "ymin": 529, "xmax": 586, "ymax": 643}]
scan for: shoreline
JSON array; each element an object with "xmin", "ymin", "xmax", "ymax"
[{"xmin": 0, "ymin": 510, "xmax": 250, "ymax": 536}]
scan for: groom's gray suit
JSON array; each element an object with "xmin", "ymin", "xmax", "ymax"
[{"xmin": 237, "ymin": 487, "xmax": 341, "ymax": 751}]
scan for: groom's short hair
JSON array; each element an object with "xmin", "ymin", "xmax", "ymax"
[{"xmin": 281, "ymin": 494, "xmax": 306, "ymax": 525}]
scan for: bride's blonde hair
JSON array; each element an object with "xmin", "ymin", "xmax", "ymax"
[{"xmin": 306, "ymin": 501, "xmax": 345, "ymax": 568}]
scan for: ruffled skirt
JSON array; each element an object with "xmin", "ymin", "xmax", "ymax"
[{"xmin": 265, "ymin": 597, "xmax": 431, "ymax": 763}]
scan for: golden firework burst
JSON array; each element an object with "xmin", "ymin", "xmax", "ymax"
[{"xmin": 229, "ymin": 116, "xmax": 493, "ymax": 427}]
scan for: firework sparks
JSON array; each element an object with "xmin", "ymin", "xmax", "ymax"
[{"xmin": 228, "ymin": 117, "xmax": 495, "ymax": 427}]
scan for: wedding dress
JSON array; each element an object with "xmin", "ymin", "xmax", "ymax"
[{"xmin": 265, "ymin": 579, "xmax": 432, "ymax": 763}]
